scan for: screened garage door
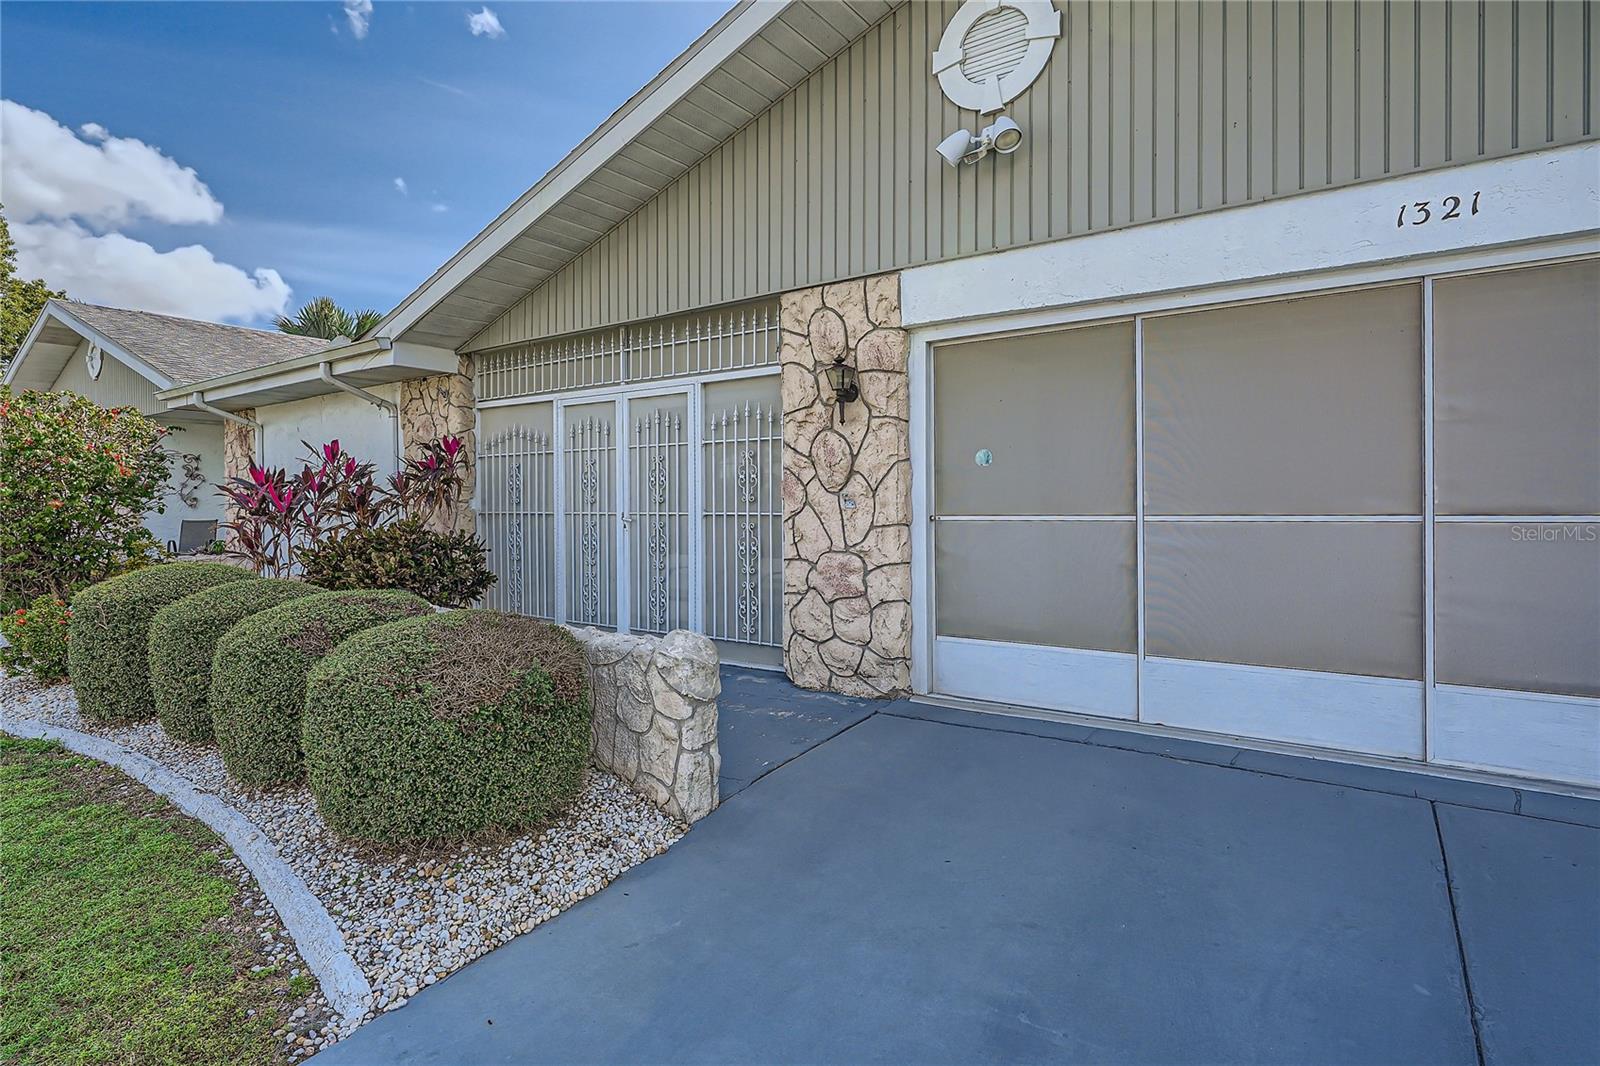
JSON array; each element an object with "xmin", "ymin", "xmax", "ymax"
[{"xmin": 930, "ymin": 259, "xmax": 1599, "ymax": 785}]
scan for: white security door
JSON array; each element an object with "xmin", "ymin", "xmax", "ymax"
[
  {"xmin": 474, "ymin": 301, "xmax": 783, "ymax": 661},
  {"xmin": 623, "ymin": 390, "xmax": 693, "ymax": 635},
  {"xmin": 560, "ymin": 400, "xmax": 620, "ymax": 629}
]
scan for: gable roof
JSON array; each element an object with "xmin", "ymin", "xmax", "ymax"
[
  {"xmin": 374, "ymin": 0, "xmax": 895, "ymax": 350},
  {"xmin": 58, "ymin": 302, "xmax": 327, "ymax": 385},
  {"xmin": 3, "ymin": 299, "xmax": 328, "ymax": 393}
]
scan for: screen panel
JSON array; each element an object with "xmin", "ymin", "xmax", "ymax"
[
  {"xmin": 1143, "ymin": 285, "xmax": 1423, "ymax": 515},
  {"xmin": 1144, "ymin": 521, "xmax": 1423, "ymax": 678},
  {"xmin": 563, "ymin": 400, "xmax": 618, "ymax": 628},
  {"xmin": 934, "ymin": 322, "xmax": 1135, "ymax": 516},
  {"xmin": 702, "ymin": 377, "xmax": 783, "ymax": 648},
  {"xmin": 1433, "ymin": 259, "xmax": 1600, "ymax": 516},
  {"xmin": 1435, "ymin": 522, "xmax": 1600, "ymax": 697},
  {"xmin": 935, "ymin": 520, "xmax": 1136, "ymax": 653},
  {"xmin": 627, "ymin": 393, "xmax": 691, "ymax": 636}
]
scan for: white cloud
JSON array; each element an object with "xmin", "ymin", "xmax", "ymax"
[
  {"xmin": 430, "ymin": 203, "xmax": 449, "ymax": 213},
  {"xmin": 0, "ymin": 100, "xmax": 292, "ymax": 324},
  {"xmin": 1, "ymin": 100, "xmax": 222, "ymax": 227},
  {"xmin": 393, "ymin": 176, "xmax": 408, "ymax": 195},
  {"xmin": 343, "ymin": 0, "xmax": 372, "ymax": 39},
  {"xmin": 467, "ymin": 6, "xmax": 505, "ymax": 38},
  {"xmin": 11, "ymin": 220, "xmax": 291, "ymax": 322}
]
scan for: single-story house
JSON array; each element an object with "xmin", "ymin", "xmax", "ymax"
[
  {"xmin": 2, "ymin": 299, "xmax": 330, "ymax": 549},
  {"xmin": 27, "ymin": 1, "xmax": 1600, "ymax": 788}
]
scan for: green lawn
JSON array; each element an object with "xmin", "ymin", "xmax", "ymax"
[{"xmin": 0, "ymin": 737, "xmax": 297, "ymax": 1065}]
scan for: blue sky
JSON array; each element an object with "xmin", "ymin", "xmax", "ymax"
[{"xmin": 0, "ymin": 1, "xmax": 730, "ymax": 324}]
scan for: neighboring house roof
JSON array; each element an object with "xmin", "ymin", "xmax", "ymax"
[
  {"xmin": 55, "ymin": 301, "xmax": 327, "ymax": 386},
  {"xmin": 375, "ymin": 0, "xmax": 893, "ymax": 350},
  {"xmin": 3, "ymin": 298, "xmax": 327, "ymax": 394}
]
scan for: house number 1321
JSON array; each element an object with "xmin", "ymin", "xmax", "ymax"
[{"xmin": 1397, "ymin": 191, "xmax": 1481, "ymax": 227}]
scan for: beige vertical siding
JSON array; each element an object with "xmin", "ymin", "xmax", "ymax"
[
  {"xmin": 48, "ymin": 340, "xmax": 165, "ymax": 415},
  {"xmin": 468, "ymin": 0, "xmax": 1599, "ymax": 351}
]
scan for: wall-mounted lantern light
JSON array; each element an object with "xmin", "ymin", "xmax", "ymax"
[{"xmin": 823, "ymin": 354, "xmax": 859, "ymax": 422}]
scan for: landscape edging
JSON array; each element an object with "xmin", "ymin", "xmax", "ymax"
[{"xmin": 1, "ymin": 713, "xmax": 374, "ymax": 1023}]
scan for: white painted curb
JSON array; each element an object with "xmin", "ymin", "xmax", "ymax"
[{"xmin": 2, "ymin": 714, "xmax": 373, "ymax": 1023}]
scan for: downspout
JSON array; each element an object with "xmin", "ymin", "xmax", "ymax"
[
  {"xmin": 318, "ymin": 363, "xmax": 401, "ymax": 473},
  {"xmin": 189, "ymin": 393, "xmax": 264, "ymax": 462}
]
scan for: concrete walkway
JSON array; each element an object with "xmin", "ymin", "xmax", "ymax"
[{"xmin": 316, "ymin": 670, "xmax": 1599, "ymax": 1065}]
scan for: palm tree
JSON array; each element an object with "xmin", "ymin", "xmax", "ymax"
[{"xmin": 275, "ymin": 296, "xmax": 382, "ymax": 341}]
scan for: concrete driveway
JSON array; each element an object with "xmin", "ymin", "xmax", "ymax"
[{"xmin": 316, "ymin": 670, "xmax": 1599, "ymax": 1065}]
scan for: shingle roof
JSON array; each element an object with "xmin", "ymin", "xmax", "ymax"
[{"xmin": 61, "ymin": 301, "xmax": 328, "ymax": 388}]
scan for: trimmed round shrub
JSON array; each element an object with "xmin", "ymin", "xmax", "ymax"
[
  {"xmin": 147, "ymin": 577, "xmax": 321, "ymax": 744},
  {"xmin": 67, "ymin": 562, "xmax": 251, "ymax": 723},
  {"xmin": 302, "ymin": 610, "xmax": 590, "ymax": 844},
  {"xmin": 209, "ymin": 589, "xmax": 433, "ymax": 788}
]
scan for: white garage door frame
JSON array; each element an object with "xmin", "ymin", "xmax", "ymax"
[{"xmin": 905, "ymin": 143, "xmax": 1600, "ymax": 787}]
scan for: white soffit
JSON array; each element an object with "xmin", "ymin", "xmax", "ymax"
[
  {"xmin": 900, "ymin": 142, "xmax": 1600, "ymax": 327},
  {"xmin": 932, "ymin": 0, "xmax": 1060, "ymax": 114},
  {"xmin": 377, "ymin": 0, "xmax": 897, "ymax": 351}
]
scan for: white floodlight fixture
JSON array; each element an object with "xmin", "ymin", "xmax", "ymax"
[
  {"xmin": 936, "ymin": 116, "xmax": 1024, "ymax": 166},
  {"xmin": 984, "ymin": 116, "xmax": 1023, "ymax": 154},
  {"xmin": 936, "ymin": 128, "xmax": 975, "ymax": 167}
]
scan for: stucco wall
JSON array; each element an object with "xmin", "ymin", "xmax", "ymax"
[
  {"xmin": 779, "ymin": 272, "xmax": 911, "ymax": 698},
  {"xmin": 258, "ymin": 388, "xmax": 400, "ymax": 479},
  {"xmin": 398, "ymin": 355, "xmax": 476, "ymax": 533},
  {"xmin": 149, "ymin": 420, "xmax": 226, "ymax": 550}
]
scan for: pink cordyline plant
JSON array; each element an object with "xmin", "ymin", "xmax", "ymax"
[
  {"xmin": 389, "ymin": 434, "xmax": 469, "ymax": 532},
  {"xmin": 218, "ymin": 436, "xmax": 467, "ymax": 576}
]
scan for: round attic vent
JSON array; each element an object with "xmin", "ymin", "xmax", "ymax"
[
  {"xmin": 959, "ymin": 6, "xmax": 1029, "ymax": 84},
  {"xmin": 933, "ymin": 0, "xmax": 1061, "ymax": 115}
]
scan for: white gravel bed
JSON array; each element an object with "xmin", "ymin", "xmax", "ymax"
[{"xmin": 2, "ymin": 670, "xmax": 687, "ymax": 1052}]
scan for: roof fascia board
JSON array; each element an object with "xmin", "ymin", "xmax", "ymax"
[
  {"xmin": 3, "ymin": 300, "xmax": 176, "ymax": 392},
  {"xmin": 157, "ymin": 340, "xmax": 456, "ymax": 410},
  {"xmin": 0, "ymin": 302, "xmax": 62, "ymax": 387},
  {"xmin": 371, "ymin": 0, "xmax": 790, "ymax": 344}
]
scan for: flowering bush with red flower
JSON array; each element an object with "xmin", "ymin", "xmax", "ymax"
[
  {"xmin": 218, "ymin": 435, "xmax": 476, "ymax": 589},
  {"xmin": 0, "ymin": 593, "xmax": 72, "ymax": 683},
  {"xmin": 0, "ymin": 386, "xmax": 171, "ymax": 611}
]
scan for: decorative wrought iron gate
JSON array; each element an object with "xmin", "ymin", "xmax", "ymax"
[
  {"xmin": 474, "ymin": 303, "xmax": 782, "ymax": 656},
  {"xmin": 478, "ymin": 426, "xmax": 555, "ymax": 618},
  {"xmin": 477, "ymin": 381, "xmax": 782, "ymax": 654},
  {"xmin": 702, "ymin": 402, "xmax": 781, "ymax": 647},
  {"xmin": 562, "ymin": 402, "xmax": 618, "ymax": 629},
  {"xmin": 627, "ymin": 397, "xmax": 690, "ymax": 635}
]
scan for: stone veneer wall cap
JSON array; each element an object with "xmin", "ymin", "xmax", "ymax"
[{"xmin": 566, "ymin": 625, "xmax": 720, "ymax": 824}]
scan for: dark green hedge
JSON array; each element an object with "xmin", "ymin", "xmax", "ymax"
[
  {"xmin": 209, "ymin": 589, "xmax": 433, "ymax": 788},
  {"xmin": 67, "ymin": 562, "xmax": 252, "ymax": 724},
  {"xmin": 148, "ymin": 577, "xmax": 320, "ymax": 744},
  {"xmin": 301, "ymin": 610, "xmax": 590, "ymax": 843},
  {"xmin": 299, "ymin": 520, "xmax": 495, "ymax": 608}
]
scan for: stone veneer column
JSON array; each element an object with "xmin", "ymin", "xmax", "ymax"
[
  {"xmin": 398, "ymin": 354, "xmax": 477, "ymax": 534},
  {"xmin": 220, "ymin": 410, "xmax": 256, "ymax": 550},
  {"xmin": 779, "ymin": 273, "xmax": 911, "ymax": 698}
]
